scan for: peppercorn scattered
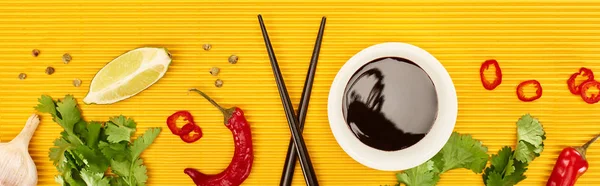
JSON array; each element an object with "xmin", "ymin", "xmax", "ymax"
[
  {"xmin": 210, "ymin": 67, "xmax": 220, "ymax": 76},
  {"xmin": 45, "ymin": 67, "xmax": 55, "ymax": 75},
  {"xmin": 203, "ymin": 44, "xmax": 212, "ymax": 51},
  {"xmin": 62, "ymin": 53, "xmax": 72, "ymax": 64},
  {"xmin": 32, "ymin": 49, "xmax": 40, "ymax": 57},
  {"xmin": 18, "ymin": 73, "xmax": 27, "ymax": 80},
  {"xmin": 228, "ymin": 55, "xmax": 238, "ymax": 64},
  {"xmin": 215, "ymin": 79, "xmax": 223, "ymax": 88},
  {"xmin": 73, "ymin": 78, "xmax": 82, "ymax": 87}
]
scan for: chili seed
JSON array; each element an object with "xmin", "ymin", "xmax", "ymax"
[
  {"xmin": 62, "ymin": 53, "xmax": 72, "ymax": 64},
  {"xmin": 18, "ymin": 73, "xmax": 27, "ymax": 80},
  {"xmin": 228, "ymin": 55, "xmax": 238, "ymax": 64},
  {"xmin": 210, "ymin": 67, "xmax": 220, "ymax": 76},
  {"xmin": 73, "ymin": 78, "xmax": 82, "ymax": 87},
  {"xmin": 45, "ymin": 66, "xmax": 55, "ymax": 75},
  {"xmin": 203, "ymin": 44, "xmax": 212, "ymax": 51},
  {"xmin": 32, "ymin": 49, "xmax": 40, "ymax": 57},
  {"xmin": 215, "ymin": 79, "xmax": 223, "ymax": 88}
]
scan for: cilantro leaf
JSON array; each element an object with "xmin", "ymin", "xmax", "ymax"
[
  {"xmin": 439, "ymin": 132, "xmax": 489, "ymax": 173},
  {"xmin": 396, "ymin": 160, "xmax": 440, "ymax": 186},
  {"xmin": 133, "ymin": 158, "xmax": 149, "ymax": 186},
  {"xmin": 515, "ymin": 114, "xmax": 545, "ymax": 163},
  {"xmin": 130, "ymin": 128, "xmax": 161, "ymax": 160},
  {"xmin": 55, "ymin": 95, "xmax": 82, "ymax": 134},
  {"xmin": 35, "ymin": 95, "xmax": 57, "ymax": 119},
  {"xmin": 73, "ymin": 145, "xmax": 109, "ymax": 173},
  {"xmin": 490, "ymin": 146, "xmax": 512, "ymax": 173},
  {"xmin": 503, "ymin": 158, "xmax": 515, "ymax": 177},
  {"xmin": 49, "ymin": 138, "xmax": 71, "ymax": 172},
  {"xmin": 110, "ymin": 115, "xmax": 137, "ymax": 129},
  {"xmin": 110, "ymin": 159, "xmax": 131, "ymax": 177},
  {"xmin": 503, "ymin": 160, "xmax": 527, "ymax": 185},
  {"xmin": 86, "ymin": 121, "xmax": 102, "ymax": 148},
  {"xmin": 105, "ymin": 122, "xmax": 135, "ymax": 143},
  {"xmin": 485, "ymin": 172, "xmax": 505, "ymax": 186},
  {"xmin": 80, "ymin": 168, "xmax": 110, "ymax": 186},
  {"xmin": 98, "ymin": 141, "xmax": 129, "ymax": 161}
]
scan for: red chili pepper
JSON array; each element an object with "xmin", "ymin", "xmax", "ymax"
[
  {"xmin": 180, "ymin": 123, "xmax": 203, "ymax": 143},
  {"xmin": 516, "ymin": 80, "xmax": 543, "ymax": 102},
  {"xmin": 167, "ymin": 110, "xmax": 196, "ymax": 135},
  {"xmin": 185, "ymin": 89, "xmax": 254, "ymax": 186},
  {"xmin": 580, "ymin": 80, "xmax": 600, "ymax": 104},
  {"xmin": 480, "ymin": 59, "xmax": 502, "ymax": 90},
  {"xmin": 547, "ymin": 134, "xmax": 600, "ymax": 186},
  {"xmin": 567, "ymin": 67, "xmax": 594, "ymax": 95}
]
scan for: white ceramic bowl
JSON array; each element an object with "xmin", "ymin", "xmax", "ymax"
[{"xmin": 327, "ymin": 42, "xmax": 457, "ymax": 171}]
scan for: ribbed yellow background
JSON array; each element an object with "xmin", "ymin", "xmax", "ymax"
[{"xmin": 2, "ymin": 0, "xmax": 600, "ymax": 185}]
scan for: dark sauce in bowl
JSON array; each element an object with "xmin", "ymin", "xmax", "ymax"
[{"xmin": 342, "ymin": 57, "xmax": 438, "ymax": 151}]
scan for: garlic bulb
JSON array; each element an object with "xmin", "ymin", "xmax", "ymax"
[{"xmin": 0, "ymin": 114, "xmax": 39, "ymax": 186}]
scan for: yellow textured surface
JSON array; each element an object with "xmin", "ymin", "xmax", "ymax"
[{"xmin": 2, "ymin": 0, "xmax": 600, "ymax": 185}]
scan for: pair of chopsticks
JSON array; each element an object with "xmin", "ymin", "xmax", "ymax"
[{"xmin": 258, "ymin": 14, "xmax": 326, "ymax": 186}]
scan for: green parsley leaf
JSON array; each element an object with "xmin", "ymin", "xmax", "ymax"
[
  {"xmin": 73, "ymin": 145, "xmax": 109, "ymax": 173},
  {"xmin": 110, "ymin": 115, "xmax": 137, "ymax": 129},
  {"xmin": 439, "ymin": 132, "xmax": 489, "ymax": 173},
  {"xmin": 98, "ymin": 141, "xmax": 129, "ymax": 161},
  {"xmin": 485, "ymin": 172, "xmax": 505, "ymax": 186},
  {"xmin": 80, "ymin": 168, "xmax": 110, "ymax": 186},
  {"xmin": 515, "ymin": 114, "xmax": 545, "ymax": 163},
  {"xmin": 396, "ymin": 160, "xmax": 440, "ymax": 186},
  {"xmin": 130, "ymin": 128, "xmax": 161, "ymax": 160},
  {"xmin": 490, "ymin": 146, "xmax": 512, "ymax": 173},
  {"xmin": 502, "ymin": 160, "xmax": 527, "ymax": 185}
]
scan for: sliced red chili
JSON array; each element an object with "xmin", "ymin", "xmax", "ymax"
[
  {"xmin": 580, "ymin": 80, "xmax": 600, "ymax": 104},
  {"xmin": 167, "ymin": 110, "xmax": 195, "ymax": 135},
  {"xmin": 180, "ymin": 123, "xmax": 203, "ymax": 143},
  {"xmin": 567, "ymin": 67, "xmax": 594, "ymax": 95},
  {"xmin": 480, "ymin": 59, "xmax": 502, "ymax": 90},
  {"xmin": 516, "ymin": 80, "xmax": 542, "ymax": 102}
]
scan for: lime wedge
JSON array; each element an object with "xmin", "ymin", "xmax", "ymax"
[{"xmin": 83, "ymin": 47, "xmax": 172, "ymax": 104}]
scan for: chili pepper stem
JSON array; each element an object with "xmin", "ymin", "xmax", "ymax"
[
  {"xmin": 576, "ymin": 134, "xmax": 600, "ymax": 160},
  {"xmin": 189, "ymin": 88, "xmax": 235, "ymax": 124}
]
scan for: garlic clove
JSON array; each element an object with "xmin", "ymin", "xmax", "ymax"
[{"xmin": 0, "ymin": 114, "xmax": 40, "ymax": 186}]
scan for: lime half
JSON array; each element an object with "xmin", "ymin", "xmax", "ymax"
[{"xmin": 83, "ymin": 47, "xmax": 172, "ymax": 104}]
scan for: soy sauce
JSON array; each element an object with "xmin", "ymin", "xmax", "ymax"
[{"xmin": 342, "ymin": 57, "xmax": 438, "ymax": 151}]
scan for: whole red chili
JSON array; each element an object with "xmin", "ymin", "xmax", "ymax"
[
  {"xmin": 580, "ymin": 80, "xmax": 600, "ymax": 104},
  {"xmin": 480, "ymin": 59, "xmax": 502, "ymax": 90},
  {"xmin": 547, "ymin": 134, "xmax": 600, "ymax": 186},
  {"xmin": 567, "ymin": 67, "xmax": 594, "ymax": 95},
  {"xmin": 516, "ymin": 80, "xmax": 543, "ymax": 102},
  {"xmin": 185, "ymin": 88, "xmax": 254, "ymax": 186},
  {"xmin": 180, "ymin": 123, "xmax": 203, "ymax": 143},
  {"xmin": 167, "ymin": 110, "xmax": 196, "ymax": 135}
]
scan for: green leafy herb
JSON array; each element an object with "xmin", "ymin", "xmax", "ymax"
[
  {"xmin": 36, "ymin": 95, "xmax": 161, "ymax": 186},
  {"xmin": 396, "ymin": 114, "xmax": 546, "ymax": 186},
  {"xmin": 396, "ymin": 132, "xmax": 488, "ymax": 186},
  {"xmin": 482, "ymin": 114, "xmax": 545, "ymax": 186}
]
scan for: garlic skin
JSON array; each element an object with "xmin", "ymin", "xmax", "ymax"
[{"xmin": 0, "ymin": 114, "xmax": 40, "ymax": 186}]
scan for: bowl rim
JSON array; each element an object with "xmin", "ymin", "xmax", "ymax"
[{"xmin": 327, "ymin": 42, "xmax": 458, "ymax": 171}]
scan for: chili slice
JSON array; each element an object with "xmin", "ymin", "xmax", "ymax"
[
  {"xmin": 516, "ymin": 80, "xmax": 542, "ymax": 102},
  {"xmin": 580, "ymin": 80, "xmax": 600, "ymax": 104},
  {"xmin": 180, "ymin": 123, "xmax": 203, "ymax": 143},
  {"xmin": 167, "ymin": 110, "xmax": 196, "ymax": 135},
  {"xmin": 480, "ymin": 59, "xmax": 502, "ymax": 90},
  {"xmin": 567, "ymin": 67, "xmax": 594, "ymax": 95}
]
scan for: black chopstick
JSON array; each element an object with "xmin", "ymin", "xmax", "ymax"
[
  {"xmin": 280, "ymin": 16, "xmax": 326, "ymax": 186},
  {"xmin": 258, "ymin": 14, "xmax": 319, "ymax": 186}
]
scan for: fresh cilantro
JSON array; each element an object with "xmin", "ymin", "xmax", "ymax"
[
  {"xmin": 396, "ymin": 160, "xmax": 440, "ymax": 186},
  {"xmin": 395, "ymin": 114, "xmax": 546, "ymax": 186},
  {"xmin": 482, "ymin": 114, "xmax": 544, "ymax": 186},
  {"xmin": 396, "ymin": 132, "xmax": 487, "ymax": 186},
  {"xmin": 514, "ymin": 114, "xmax": 545, "ymax": 163},
  {"xmin": 36, "ymin": 95, "xmax": 161, "ymax": 186},
  {"xmin": 438, "ymin": 132, "xmax": 489, "ymax": 173}
]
